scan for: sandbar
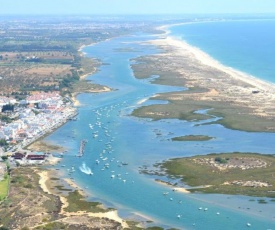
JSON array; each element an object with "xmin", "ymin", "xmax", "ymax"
[{"xmin": 131, "ymin": 26, "xmax": 275, "ymax": 132}]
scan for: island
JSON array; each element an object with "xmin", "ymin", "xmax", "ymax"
[
  {"xmin": 171, "ymin": 135, "xmax": 213, "ymax": 141},
  {"xmin": 149, "ymin": 152, "xmax": 275, "ymax": 198}
]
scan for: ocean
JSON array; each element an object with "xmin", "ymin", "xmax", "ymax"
[
  {"xmin": 169, "ymin": 19, "xmax": 275, "ymax": 83},
  {"xmin": 45, "ymin": 19, "xmax": 275, "ymax": 229}
]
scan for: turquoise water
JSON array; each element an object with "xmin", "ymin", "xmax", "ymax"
[
  {"xmin": 45, "ymin": 26, "xmax": 275, "ymax": 229},
  {"xmin": 169, "ymin": 19, "xmax": 275, "ymax": 83}
]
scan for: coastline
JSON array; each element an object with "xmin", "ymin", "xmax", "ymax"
[
  {"xmin": 131, "ymin": 23, "xmax": 275, "ymax": 132},
  {"xmin": 38, "ymin": 168, "xmax": 129, "ymax": 228},
  {"xmin": 155, "ymin": 179, "xmax": 190, "ymax": 194},
  {"xmin": 157, "ymin": 22, "xmax": 275, "ymax": 93},
  {"xmin": 162, "ymin": 35, "xmax": 275, "ymax": 93},
  {"xmin": 72, "ymin": 43, "xmax": 113, "ymax": 107},
  {"xmin": 23, "ymin": 107, "xmax": 78, "ymax": 150}
]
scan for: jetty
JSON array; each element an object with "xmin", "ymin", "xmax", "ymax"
[{"xmin": 77, "ymin": 139, "xmax": 88, "ymax": 157}]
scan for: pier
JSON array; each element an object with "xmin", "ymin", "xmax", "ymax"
[{"xmin": 77, "ymin": 139, "xmax": 87, "ymax": 157}]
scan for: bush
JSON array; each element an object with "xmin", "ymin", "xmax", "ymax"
[{"xmin": 214, "ymin": 157, "xmax": 227, "ymax": 164}]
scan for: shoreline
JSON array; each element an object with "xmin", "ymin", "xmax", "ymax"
[
  {"xmin": 157, "ymin": 23, "xmax": 275, "ymax": 94},
  {"xmin": 155, "ymin": 179, "xmax": 190, "ymax": 194},
  {"xmin": 38, "ymin": 168, "xmax": 128, "ymax": 228},
  {"xmin": 23, "ymin": 107, "xmax": 78, "ymax": 150},
  {"xmin": 71, "ymin": 86, "xmax": 111, "ymax": 107},
  {"xmin": 72, "ymin": 42, "xmax": 113, "ymax": 107}
]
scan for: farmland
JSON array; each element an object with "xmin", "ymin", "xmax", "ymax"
[{"xmin": 0, "ymin": 16, "xmax": 149, "ymax": 96}]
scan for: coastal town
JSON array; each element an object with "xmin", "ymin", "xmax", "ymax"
[{"xmin": 0, "ymin": 92, "xmax": 77, "ymax": 162}]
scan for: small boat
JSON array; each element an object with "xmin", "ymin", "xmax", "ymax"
[{"xmin": 247, "ymin": 223, "xmax": 251, "ymax": 227}]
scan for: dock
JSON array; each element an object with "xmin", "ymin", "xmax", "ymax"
[{"xmin": 77, "ymin": 139, "xmax": 88, "ymax": 157}]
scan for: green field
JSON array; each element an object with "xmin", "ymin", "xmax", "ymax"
[{"xmin": 0, "ymin": 173, "xmax": 9, "ymax": 200}]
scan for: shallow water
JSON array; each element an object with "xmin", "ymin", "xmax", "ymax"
[{"xmin": 45, "ymin": 31, "xmax": 275, "ymax": 229}]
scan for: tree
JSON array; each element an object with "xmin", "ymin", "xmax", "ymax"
[
  {"xmin": 2, "ymin": 104, "xmax": 14, "ymax": 112},
  {"xmin": 214, "ymin": 157, "xmax": 227, "ymax": 164},
  {"xmin": 1, "ymin": 156, "xmax": 8, "ymax": 161},
  {"xmin": 0, "ymin": 139, "xmax": 8, "ymax": 147}
]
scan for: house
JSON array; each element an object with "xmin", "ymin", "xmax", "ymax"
[
  {"xmin": 26, "ymin": 154, "xmax": 46, "ymax": 160},
  {"xmin": 11, "ymin": 152, "xmax": 25, "ymax": 160}
]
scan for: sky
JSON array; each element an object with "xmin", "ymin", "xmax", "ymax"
[{"xmin": 1, "ymin": 0, "xmax": 275, "ymax": 15}]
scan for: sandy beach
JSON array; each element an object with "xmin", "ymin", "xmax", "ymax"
[
  {"xmin": 163, "ymin": 36, "xmax": 275, "ymax": 93},
  {"xmin": 155, "ymin": 179, "xmax": 191, "ymax": 194},
  {"xmin": 72, "ymin": 86, "xmax": 111, "ymax": 107}
]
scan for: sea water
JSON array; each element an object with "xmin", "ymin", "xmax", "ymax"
[
  {"xmin": 45, "ymin": 22, "xmax": 275, "ymax": 229},
  {"xmin": 169, "ymin": 18, "xmax": 275, "ymax": 83}
]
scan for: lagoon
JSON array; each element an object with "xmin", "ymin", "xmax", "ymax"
[{"xmin": 45, "ymin": 25, "xmax": 275, "ymax": 229}]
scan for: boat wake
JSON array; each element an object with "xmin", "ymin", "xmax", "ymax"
[{"xmin": 79, "ymin": 162, "xmax": 93, "ymax": 175}]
